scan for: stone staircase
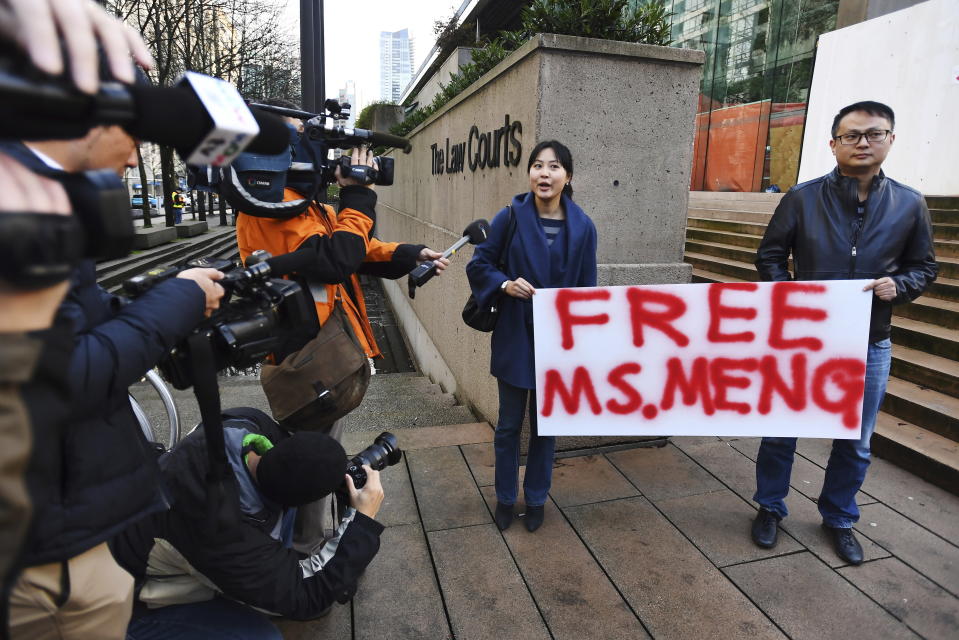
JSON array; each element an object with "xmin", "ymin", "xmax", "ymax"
[
  {"xmin": 684, "ymin": 191, "xmax": 959, "ymax": 494},
  {"xmin": 96, "ymin": 225, "xmax": 238, "ymax": 293}
]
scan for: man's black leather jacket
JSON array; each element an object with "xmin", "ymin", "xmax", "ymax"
[{"xmin": 756, "ymin": 168, "xmax": 937, "ymax": 343}]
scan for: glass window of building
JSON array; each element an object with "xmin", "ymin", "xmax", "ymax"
[{"xmin": 665, "ymin": 0, "xmax": 840, "ymax": 192}]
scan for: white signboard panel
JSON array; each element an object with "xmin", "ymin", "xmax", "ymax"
[
  {"xmin": 533, "ymin": 281, "xmax": 872, "ymax": 438},
  {"xmin": 799, "ymin": 0, "xmax": 959, "ymax": 195}
]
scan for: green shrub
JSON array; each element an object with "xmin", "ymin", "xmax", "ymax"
[
  {"xmin": 521, "ymin": 0, "xmax": 671, "ymax": 45},
  {"xmin": 391, "ymin": 0, "xmax": 671, "ymax": 137}
]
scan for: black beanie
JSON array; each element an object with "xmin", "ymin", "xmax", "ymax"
[{"xmin": 256, "ymin": 432, "xmax": 347, "ymax": 507}]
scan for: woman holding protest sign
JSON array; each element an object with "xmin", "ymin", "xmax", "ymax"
[{"xmin": 466, "ymin": 140, "xmax": 597, "ymax": 532}]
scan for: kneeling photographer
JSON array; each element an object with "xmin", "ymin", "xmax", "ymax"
[{"xmin": 112, "ymin": 408, "xmax": 389, "ymax": 639}]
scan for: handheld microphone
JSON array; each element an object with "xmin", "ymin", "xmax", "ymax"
[
  {"xmin": 407, "ymin": 219, "xmax": 490, "ymax": 299},
  {"xmin": 0, "ymin": 67, "xmax": 290, "ymax": 161}
]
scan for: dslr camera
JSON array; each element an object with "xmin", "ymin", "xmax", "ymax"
[{"xmin": 345, "ymin": 432, "xmax": 403, "ymax": 489}]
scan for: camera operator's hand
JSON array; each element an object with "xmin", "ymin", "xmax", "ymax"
[
  {"xmin": 176, "ymin": 268, "xmax": 225, "ymax": 318},
  {"xmin": 504, "ymin": 277, "xmax": 536, "ymax": 300},
  {"xmin": 0, "ymin": 0, "xmax": 154, "ymax": 94},
  {"xmin": 418, "ymin": 248, "xmax": 450, "ymax": 276},
  {"xmin": 345, "ymin": 465, "xmax": 384, "ymax": 520},
  {"xmin": 334, "ymin": 146, "xmax": 377, "ymax": 189},
  {"xmin": 0, "ymin": 153, "xmax": 72, "ymax": 332}
]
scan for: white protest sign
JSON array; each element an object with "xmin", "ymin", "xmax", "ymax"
[
  {"xmin": 182, "ymin": 71, "xmax": 260, "ymax": 167},
  {"xmin": 533, "ymin": 281, "xmax": 872, "ymax": 438}
]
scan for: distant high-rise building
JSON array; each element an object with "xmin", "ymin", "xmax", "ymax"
[
  {"xmin": 380, "ymin": 28, "xmax": 414, "ymax": 103},
  {"xmin": 338, "ymin": 80, "xmax": 357, "ymax": 127}
]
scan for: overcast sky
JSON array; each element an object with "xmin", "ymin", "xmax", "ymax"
[{"xmin": 281, "ymin": 0, "xmax": 461, "ymax": 111}]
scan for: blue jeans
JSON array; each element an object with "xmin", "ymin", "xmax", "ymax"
[
  {"xmin": 126, "ymin": 597, "xmax": 282, "ymax": 640},
  {"xmin": 495, "ymin": 379, "xmax": 556, "ymax": 507},
  {"xmin": 754, "ymin": 339, "xmax": 891, "ymax": 528}
]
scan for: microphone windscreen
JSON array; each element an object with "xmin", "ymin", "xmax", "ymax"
[
  {"xmin": 127, "ymin": 85, "xmax": 290, "ymax": 156},
  {"xmin": 246, "ymin": 108, "xmax": 294, "ymax": 154},
  {"xmin": 127, "ymin": 83, "xmax": 214, "ymax": 151},
  {"xmin": 464, "ymin": 219, "xmax": 491, "ymax": 244}
]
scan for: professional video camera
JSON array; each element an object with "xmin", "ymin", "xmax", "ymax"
[
  {"xmin": 0, "ymin": 46, "xmax": 288, "ymax": 161},
  {"xmin": 345, "ymin": 432, "xmax": 403, "ymax": 489},
  {"xmin": 0, "ymin": 166, "xmax": 135, "ymax": 290},
  {"xmin": 123, "ymin": 251, "xmax": 318, "ymax": 389},
  {"xmin": 217, "ymin": 99, "xmax": 413, "ymax": 219},
  {"xmin": 0, "ymin": 47, "xmax": 290, "ymax": 289}
]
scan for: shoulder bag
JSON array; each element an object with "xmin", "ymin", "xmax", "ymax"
[
  {"xmin": 462, "ymin": 205, "xmax": 517, "ymax": 332},
  {"xmin": 260, "ymin": 301, "xmax": 370, "ymax": 431}
]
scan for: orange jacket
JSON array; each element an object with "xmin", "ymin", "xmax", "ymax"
[{"xmin": 237, "ymin": 186, "xmax": 422, "ymax": 358}]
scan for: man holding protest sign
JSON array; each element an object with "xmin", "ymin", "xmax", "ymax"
[{"xmin": 751, "ymin": 101, "xmax": 937, "ymax": 564}]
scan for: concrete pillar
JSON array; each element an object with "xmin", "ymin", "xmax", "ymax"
[
  {"xmin": 370, "ymin": 104, "xmax": 404, "ymax": 133},
  {"xmin": 375, "ymin": 34, "xmax": 704, "ymax": 449}
]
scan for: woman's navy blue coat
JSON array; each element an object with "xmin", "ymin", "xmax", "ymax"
[{"xmin": 466, "ymin": 192, "xmax": 597, "ymax": 389}]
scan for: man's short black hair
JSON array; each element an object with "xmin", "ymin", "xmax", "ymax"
[{"xmin": 831, "ymin": 101, "xmax": 895, "ymax": 137}]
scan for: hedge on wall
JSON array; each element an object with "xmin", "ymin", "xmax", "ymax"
[{"xmin": 391, "ymin": 1, "xmax": 672, "ymax": 138}]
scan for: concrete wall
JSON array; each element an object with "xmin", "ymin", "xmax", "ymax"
[
  {"xmin": 410, "ymin": 47, "xmax": 477, "ymax": 110},
  {"xmin": 375, "ymin": 34, "xmax": 704, "ymax": 447},
  {"xmin": 800, "ymin": 0, "xmax": 959, "ymax": 195}
]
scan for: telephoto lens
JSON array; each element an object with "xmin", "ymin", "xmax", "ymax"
[{"xmin": 345, "ymin": 432, "xmax": 402, "ymax": 489}]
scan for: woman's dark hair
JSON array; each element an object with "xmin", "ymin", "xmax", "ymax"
[{"xmin": 527, "ymin": 140, "xmax": 574, "ymax": 198}]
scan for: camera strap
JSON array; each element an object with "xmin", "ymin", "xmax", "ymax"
[{"xmin": 187, "ymin": 331, "xmax": 242, "ymax": 540}]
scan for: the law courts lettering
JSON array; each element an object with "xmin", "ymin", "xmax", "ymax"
[{"xmin": 430, "ymin": 115, "xmax": 522, "ymax": 175}]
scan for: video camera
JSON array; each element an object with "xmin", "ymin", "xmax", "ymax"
[
  {"xmin": 216, "ymin": 99, "xmax": 413, "ymax": 220},
  {"xmin": 123, "ymin": 251, "xmax": 318, "ymax": 389},
  {"xmin": 0, "ymin": 164, "xmax": 135, "ymax": 290},
  {"xmin": 0, "ymin": 46, "xmax": 288, "ymax": 160},
  {"xmin": 0, "ymin": 47, "xmax": 289, "ymax": 290}
]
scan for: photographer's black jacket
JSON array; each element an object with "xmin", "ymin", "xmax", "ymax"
[
  {"xmin": 21, "ymin": 261, "xmax": 207, "ymax": 565},
  {"xmin": 756, "ymin": 168, "xmax": 937, "ymax": 343},
  {"xmin": 112, "ymin": 408, "xmax": 383, "ymax": 620}
]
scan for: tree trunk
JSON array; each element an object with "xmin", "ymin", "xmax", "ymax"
[
  {"xmin": 160, "ymin": 146, "xmax": 176, "ymax": 227},
  {"xmin": 218, "ymin": 188, "xmax": 228, "ymax": 226},
  {"xmin": 136, "ymin": 144, "xmax": 152, "ymax": 228},
  {"xmin": 197, "ymin": 189, "xmax": 207, "ymax": 221}
]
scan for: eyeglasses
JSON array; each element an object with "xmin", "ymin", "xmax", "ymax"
[{"xmin": 833, "ymin": 130, "xmax": 892, "ymax": 145}]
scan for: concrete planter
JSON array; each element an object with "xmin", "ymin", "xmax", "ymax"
[
  {"xmin": 132, "ymin": 226, "xmax": 177, "ymax": 249},
  {"xmin": 376, "ymin": 34, "xmax": 704, "ymax": 450},
  {"xmin": 369, "ymin": 104, "xmax": 404, "ymax": 134},
  {"xmin": 175, "ymin": 221, "xmax": 208, "ymax": 238}
]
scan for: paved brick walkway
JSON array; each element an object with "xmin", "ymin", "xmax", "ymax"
[{"xmin": 277, "ymin": 424, "xmax": 959, "ymax": 640}]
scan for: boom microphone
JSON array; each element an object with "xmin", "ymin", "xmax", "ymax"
[
  {"xmin": 407, "ymin": 219, "xmax": 490, "ymax": 298},
  {"xmin": 0, "ymin": 67, "xmax": 289, "ymax": 160}
]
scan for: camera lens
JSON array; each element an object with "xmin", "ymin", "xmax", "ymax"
[{"xmin": 346, "ymin": 432, "xmax": 402, "ymax": 488}]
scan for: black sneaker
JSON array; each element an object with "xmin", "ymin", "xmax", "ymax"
[
  {"xmin": 823, "ymin": 524, "xmax": 864, "ymax": 565},
  {"xmin": 751, "ymin": 508, "xmax": 780, "ymax": 548},
  {"xmin": 494, "ymin": 502, "xmax": 514, "ymax": 531},
  {"xmin": 524, "ymin": 505, "xmax": 544, "ymax": 532}
]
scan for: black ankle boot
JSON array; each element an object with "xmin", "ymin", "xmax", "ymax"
[
  {"xmin": 524, "ymin": 505, "xmax": 544, "ymax": 532},
  {"xmin": 494, "ymin": 502, "xmax": 514, "ymax": 531}
]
